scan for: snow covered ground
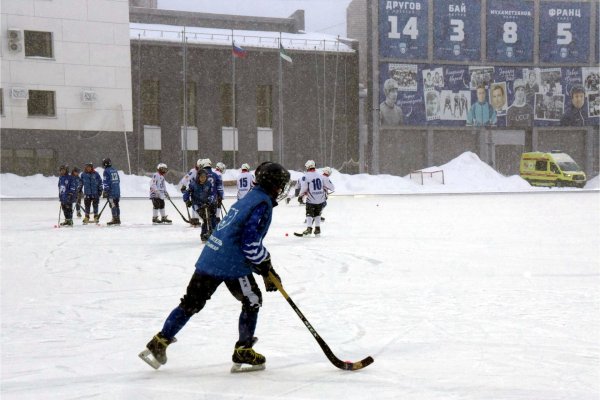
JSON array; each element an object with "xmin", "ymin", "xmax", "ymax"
[{"xmin": 1, "ymin": 153, "xmax": 599, "ymax": 399}]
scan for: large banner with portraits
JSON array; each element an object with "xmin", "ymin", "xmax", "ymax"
[
  {"xmin": 539, "ymin": 2, "xmax": 590, "ymax": 63},
  {"xmin": 379, "ymin": 63, "xmax": 600, "ymax": 127},
  {"xmin": 433, "ymin": 0, "xmax": 482, "ymax": 62},
  {"xmin": 379, "ymin": 0, "xmax": 429, "ymax": 60}
]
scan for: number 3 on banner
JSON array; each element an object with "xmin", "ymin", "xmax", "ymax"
[
  {"xmin": 503, "ymin": 21, "xmax": 518, "ymax": 44},
  {"xmin": 450, "ymin": 19, "xmax": 464, "ymax": 42},
  {"xmin": 388, "ymin": 16, "xmax": 419, "ymax": 40}
]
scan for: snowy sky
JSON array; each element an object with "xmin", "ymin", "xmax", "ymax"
[{"xmin": 157, "ymin": 0, "xmax": 353, "ymax": 37}]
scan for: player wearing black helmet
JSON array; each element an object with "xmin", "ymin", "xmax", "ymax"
[
  {"xmin": 140, "ymin": 162, "xmax": 290, "ymax": 372},
  {"xmin": 102, "ymin": 157, "xmax": 121, "ymax": 225}
]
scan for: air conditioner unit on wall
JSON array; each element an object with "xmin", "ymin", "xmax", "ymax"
[
  {"xmin": 10, "ymin": 87, "xmax": 28, "ymax": 99},
  {"xmin": 81, "ymin": 90, "xmax": 97, "ymax": 103},
  {"xmin": 7, "ymin": 28, "xmax": 23, "ymax": 53}
]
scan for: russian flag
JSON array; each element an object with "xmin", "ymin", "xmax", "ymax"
[{"xmin": 232, "ymin": 43, "xmax": 247, "ymax": 58}]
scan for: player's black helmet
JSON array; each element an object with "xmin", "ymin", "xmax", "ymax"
[
  {"xmin": 255, "ymin": 162, "xmax": 291, "ymax": 201},
  {"xmin": 102, "ymin": 158, "xmax": 112, "ymax": 168}
]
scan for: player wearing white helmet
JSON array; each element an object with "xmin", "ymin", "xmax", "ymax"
[
  {"xmin": 177, "ymin": 159, "xmax": 203, "ymax": 226},
  {"xmin": 296, "ymin": 160, "xmax": 334, "ymax": 236},
  {"xmin": 200, "ymin": 159, "xmax": 224, "ymax": 233},
  {"xmin": 150, "ymin": 163, "xmax": 172, "ymax": 224},
  {"xmin": 215, "ymin": 162, "xmax": 226, "ymax": 176},
  {"xmin": 237, "ymin": 163, "xmax": 255, "ymax": 200}
]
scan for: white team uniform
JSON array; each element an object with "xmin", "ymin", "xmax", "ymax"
[
  {"xmin": 150, "ymin": 172, "xmax": 167, "ymax": 199},
  {"xmin": 150, "ymin": 172, "xmax": 168, "ymax": 218},
  {"xmin": 237, "ymin": 171, "xmax": 255, "ymax": 199},
  {"xmin": 178, "ymin": 168, "xmax": 201, "ymax": 219},
  {"xmin": 299, "ymin": 171, "xmax": 335, "ymax": 204},
  {"xmin": 178, "ymin": 168, "xmax": 198, "ymax": 189}
]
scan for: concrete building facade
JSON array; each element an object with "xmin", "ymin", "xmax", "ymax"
[{"xmin": 1, "ymin": 0, "xmax": 133, "ymax": 175}]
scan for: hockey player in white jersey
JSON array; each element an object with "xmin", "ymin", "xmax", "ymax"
[
  {"xmin": 296, "ymin": 160, "xmax": 334, "ymax": 236},
  {"xmin": 179, "ymin": 159, "xmax": 203, "ymax": 226},
  {"xmin": 237, "ymin": 163, "xmax": 254, "ymax": 200},
  {"xmin": 215, "ymin": 162, "xmax": 226, "ymax": 176},
  {"xmin": 150, "ymin": 163, "xmax": 172, "ymax": 224}
]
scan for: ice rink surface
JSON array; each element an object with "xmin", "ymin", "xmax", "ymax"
[{"xmin": 1, "ymin": 192, "xmax": 599, "ymax": 399}]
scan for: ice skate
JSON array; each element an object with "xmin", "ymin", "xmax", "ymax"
[
  {"xmin": 76, "ymin": 211, "xmax": 82, "ymax": 218},
  {"xmin": 230, "ymin": 341, "xmax": 266, "ymax": 373},
  {"xmin": 107, "ymin": 216, "xmax": 121, "ymax": 226},
  {"xmin": 93, "ymin": 214, "xmax": 100, "ymax": 223},
  {"xmin": 138, "ymin": 332, "xmax": 176, "ymax": 370},
  {"xmin": 60, "ymin": 219, "xmax": 73, "ymax": 227},
  {"xmin": 152, "ymin": 216, "xmax": 163, "ymax": 225},
  {"xmin": 82, "ymin": 215, "xmax": 90, "ymax": 224},
  {"xmin": 314, "ymin": 226, "xmax": 321, "ymax": 235},
  {"xmin": 294, "ymin": 227, "xmax": 313, "ymax": 237},
  {"xmin": 161, "ymin": 216, "xmax": 172, "ymax": 224}
]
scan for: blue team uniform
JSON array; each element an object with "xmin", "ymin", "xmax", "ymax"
[
  {"xmin": 103, "ymin": 167, "xmax": 121, "ymax": 199},
  {"xmin": 196, "ymin": 186, "xmax": 274, "ymax": 279},
  {"xmin": 183, "ymin": 179, "xmax": 214, "ymax": 237}
]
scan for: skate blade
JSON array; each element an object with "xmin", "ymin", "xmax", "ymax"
[
  {"xmin": 139, "ymin": 349, "xmax": 162, "ymax": 370},
  {"xmin": 230, "ymin": 362, "xmax": 266, "ymax": 373}
]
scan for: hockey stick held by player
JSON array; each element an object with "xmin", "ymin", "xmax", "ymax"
[{"xmin": 139, "ymin": 162, "xmax": 290, "ymax": 373}]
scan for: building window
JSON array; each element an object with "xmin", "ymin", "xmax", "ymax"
[
  {"xmin": 220, "ymin": 83, "xmax": 238, "ymax": 127},
  {"xmin": 180, "ymin": 82, "xmax": 196, "ymax": 126},
  {"xmin": 24, "ymin": 30, "xmax": 53, "ymax": 58},
  {"xmin": 27, "ymin": 90, "xmax": 56, "ymax": 117},
  {"xmin": 257, "ymin": 85, "xmax": 272, "ymax": 128},
  {"xmin": 142, "ymin": 80, "xmax": 160, "ymax": 126}
]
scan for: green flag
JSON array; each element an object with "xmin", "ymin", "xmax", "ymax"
[{"xmin": 279, "ymin": 43, "xmax": 292, "ymax": 63}]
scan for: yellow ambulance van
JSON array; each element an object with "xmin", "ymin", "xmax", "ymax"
[{"xmin": 519, "ymin": 151, "xmax": 586, "ymax": 188}]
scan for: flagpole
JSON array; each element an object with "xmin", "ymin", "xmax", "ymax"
[
  {"xmin": 278, "ymin": 32, "xmax": 284, "ymax": 165},
  {"xmin": 231, "ymin": 29, "xmax": 236, "ymax": 169}
]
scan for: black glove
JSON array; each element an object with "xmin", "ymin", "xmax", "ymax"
[
  {"xmin": 263, "ymin": 268, "xmax": 281, "ymax": 292},
  {"xmin": 185, "ymin": 200, "xmax": 192, "ymax": 208},
  {"xmin": 180, "ymin": 185, "xmax": 187, "ymax": 193},
  {"xmin": 252, "ymin": 258, "xmax": 272, "ymax": 276},
  {"xmin": 217, "ymin": 197, "xmax": 223, "ymax": 207},
  {"xmin": 297, "ymin": 196, "xmax": 304, "ymax": 204},
  {"xmin": 102, "ymin": 191, "xmax": 108, "ymax": 198}
]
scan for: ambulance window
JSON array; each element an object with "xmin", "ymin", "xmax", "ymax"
[
  {"xmin": 550, "ymin": 163, "xmax": 560, "ymax": 174},
  {"xmin": 535, "ymin": 160, "xmax": 547, "ymax": 171}
]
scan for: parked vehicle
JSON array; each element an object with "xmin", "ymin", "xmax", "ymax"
[{"xmin": 520, "ymin": 151, "xmax": 586, "ymax": 188}]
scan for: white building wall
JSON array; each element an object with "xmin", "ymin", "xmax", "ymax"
[{"xmin": 1, "ymin": 0, "xmax": 133, "ymax": 132}]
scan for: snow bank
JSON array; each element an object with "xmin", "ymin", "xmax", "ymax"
[{"xmin": 1, "ymin": 152, "xmax": 597, "ymax": 198}]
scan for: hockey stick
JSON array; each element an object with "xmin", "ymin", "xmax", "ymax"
[
  {"xmin": 57, "ymin": 204, "xmax": 62, "ymax": 227},
  {"xmin": 97, "ymin": 199, "xmax": 110, "ymax": 219},
  {"xmin": 221, "ymin": 202, "xmax": 228, "ymax": 215},
  {"xmin": 267, "ymin": 271, "xmax": 374, "ymax": 371},
  {"xmin": 165, "ymin": 193, "xmax": 190, "ymax": 223}
]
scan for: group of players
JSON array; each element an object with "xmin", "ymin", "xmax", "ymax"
[{"xmin": 57, "ymin": 158, "xmax": 121, "ymax": 226}]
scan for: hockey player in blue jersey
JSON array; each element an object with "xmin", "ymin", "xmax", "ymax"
[
  {"xmin": 58, "ymin": 165, "xmax": 78, "ymax": 226},
  {"xmin": 183, "ymin": 169, "xmax": 214, "ymax": 241},
  {"xmin": 140, "ymin": 162, "xmax": 290, "ymax": 372},
  {"xmin": 102, "ymin": 158, "xmax": 121, "ymax": 226},
  {"xmin": 198, "ymin": 159, "xmax": 224, "ymax": 229},
  {"xmin": 81, "ymin": 162, "xmax": 103, "ymax": 224}
]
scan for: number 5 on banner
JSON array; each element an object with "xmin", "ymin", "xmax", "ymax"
[
  {"xmin": 388, "ymin": 16, "xmax": 419, "ymax": 40},
  {"xmin": 557, "ymin": 23, "xmax": 572, "ymax": 45}
]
